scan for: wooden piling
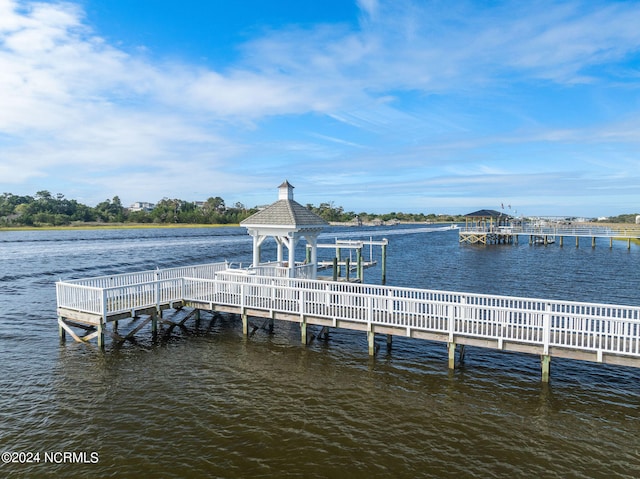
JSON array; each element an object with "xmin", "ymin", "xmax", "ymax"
[
  {"xmin": 151, "ymin": 313, "xmax": 158, "ymax": 337},
  {"xmin": 345, "ymin": 257, "xmax": 350, "ymax": 282},
  {"xmin": 97, "ymin": 322, "xmax": 105, "ymax": 350},
  {"xmin": 447, "ymin": 342, "xmax": 466, "ymax": 370},
  {"xmin": 448, "ymin": 342, "xmax": 456, "ymax": 369},
  {"xmin": 541, "ymin": 355, "xmax": 551, "ymax": 383},
  {"xmin": 58, "ymin": 316, "xmax": 66, "ymax": 342},
  {"xmin": 242, "ymin": 313, "xmax": 249, "ymax": 336},
  {"xmin": 301, "ymin": 318, "xmax": 308, "ymax": 345},
  {"xmin": 319, "ymin": 326, "xmax": 330, "ymax": 340},
  {"xmin": 368, "ymin": 328, "xmax": 376, "ymax": 356},
  {"xmin": 381, "ymin": 243, "xmax": 387, "ymax": 285}
]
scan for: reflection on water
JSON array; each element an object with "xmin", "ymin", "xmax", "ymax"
[{"xmin": 1, "ymin": 226, "xmax": 639, "ymax": 478}]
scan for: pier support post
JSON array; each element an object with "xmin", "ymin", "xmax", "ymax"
[
  {"xmin": 448, "ymin": 342, "xmax": 456, "ymax": 369},
  {"xmin": 368, "ymin": 330, "xmax": 376, "ymax": 356},
  {"xmin": 448, "ymin": 342, "xmax": 466, "ymax": 369},
  {"xmin": 151, "ymin": 313, "xmax": 158, "ymax": 338},
  {"xmin": 319, "ymin": 326, "xmax": 330, "ymax": 340},
  {"xmin": 345, "ymin": 257, "xmax": 350, "ymax": 282},
  {"xmin": 194, "ymin": 309, "xmax": 201, "ymax": 330},
  {"xmin": 381, "ymin": 243, "xmax": 387, "ymax": 285},
  {"xmin": 97, "ymin": 322, "xmax": 105, "ymax": 350},
  {"xmin": 58, "ymin": 317, "xmax": 66, "ymax": 342},
  {"xmin": 609, "ymin": 237, "xmax": 613, "ymax": 249},
  {"xmin": 559, "ymin": 236, "xmax": 564, "ymax": 247},
  {"xmin": 242, "ymin": 313, "xmax": 249, "ymax": 336},
  {"xmin": 592, "ymin": 236, "xmax": 596, "ymax": 248},
  {"xmin": 332, "ymin": 257, "xmax": 338, "ymax": 281},
  {"xmin": 576, "ymin": 236, "xmax": 579, "ymax": 248},
  {"xmin": 386, "ymin": 334, "xmax": 393, "ymax": 351},
  {"xmin": 300, "ymin": 317, "xmax": 308, "ymax": 345},
  {"xmin": 541, "ymin": 355, "xmax": 551, "ymax": 383}
]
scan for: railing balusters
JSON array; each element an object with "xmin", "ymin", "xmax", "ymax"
[{"xmin": 57, "ymin": 263, "xmax": 640, "ymax": 360}]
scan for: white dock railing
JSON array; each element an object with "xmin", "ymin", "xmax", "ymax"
[
  {"xmin": 461, "ymin": 223, "xmax": 640, "ymax": 239},
  {"xmin": 56, "ymin": 264, "xmax": 640, "ymax": 361},
  {"xmin": 56, "ymin": 262, "xmax": 230, "ymax": 317},
  {"xmin": 184, "ymin": 273, "xmax": 640, "ymax": 359},
  {"xmin": 245, "ymin": 262, "xmax": 315, "ymax": 279},
  {"xmin": 63, "ymin": 262, "xmax": 230, "ymax": 288}
]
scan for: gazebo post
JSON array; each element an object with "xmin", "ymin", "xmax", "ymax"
[
  {"xmin": 252, "ymin": 234, "xmax": 261, "ymax": 267},
  {"xmin": 276, "ymin": 237, "xmax": 284, "ymax": 264}
]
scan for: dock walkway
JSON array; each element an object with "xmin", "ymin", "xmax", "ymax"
[{"xmin": 56, "ymin": 261, "xmax": 640, "ymax": 382}]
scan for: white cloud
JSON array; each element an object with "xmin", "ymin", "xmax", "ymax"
[
  {"xmin": 0, "ymin": 0, "xmax": 639, "ymax": 215},
  {"xmin": 357, "ymin": 0, "xmax": 379, "ymax": 19}
]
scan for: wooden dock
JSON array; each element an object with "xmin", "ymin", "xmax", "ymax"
[
  {"xmin": 56, "ymin": 261, "xmax": 640, "ymax": 382},
  {"xmin": 460, "ymin": 224, "xmax": 640, "ymax": 247}
]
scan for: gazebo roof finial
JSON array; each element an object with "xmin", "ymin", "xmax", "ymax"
[{"xmin": 278, "ymin": 180, "xmax": 294, "ymax": 200}]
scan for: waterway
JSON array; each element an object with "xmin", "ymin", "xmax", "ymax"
[{"xmin": 0, "ymin": 226, "xmax": 638, "ymax": 478}]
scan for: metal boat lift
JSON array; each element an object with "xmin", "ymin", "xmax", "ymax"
[{"xmin": 309, "ymin": 238, "xmax": 389, "ymax": 284}]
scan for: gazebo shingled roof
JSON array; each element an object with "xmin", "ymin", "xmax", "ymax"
[{"xmin": 240, "ymin": 185, "xmax": 328, "ymax": 228}]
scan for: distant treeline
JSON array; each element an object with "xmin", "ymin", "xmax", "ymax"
[
  {"xmin": 597, "ymin": 213, "xmax": 640, "ymax": 224},
  {"xmin": 1, "ymin": 191, "xmax": 635, "ymax": 228},
  {"xmin": 0, "ymin": 191, "xmax": 461, "ymax": 227}
]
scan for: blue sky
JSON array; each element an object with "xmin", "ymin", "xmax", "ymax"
[{"xmin": 1, "ymin": 0, "xmax": 639, "ymax": 217}]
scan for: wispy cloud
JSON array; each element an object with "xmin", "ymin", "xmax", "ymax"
[{"xmin": 0, "ymin": 0, "xmax": 639, "ymax": 215}]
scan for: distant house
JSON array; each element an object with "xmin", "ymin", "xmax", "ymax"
[
  {"xmin": 129, "ymin": 202, "xmax": 155, "ymax": 212},
  {"xmin": 636, "ymin": 215, "xmax": 640, "ymax": 225}
]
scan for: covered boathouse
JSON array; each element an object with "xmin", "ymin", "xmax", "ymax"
[{"xmin": 459, "ymin": 209, "xmax": 515, "ymax": 245}]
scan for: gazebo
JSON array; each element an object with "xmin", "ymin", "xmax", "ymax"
[{"xmin": 240, "ymin": 181, "xmax": 328, "ymax": 278}]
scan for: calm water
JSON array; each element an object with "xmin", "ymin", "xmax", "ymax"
[{"xmin": 1, "ymin": 226, "xmax": 639, "ymax": 478}]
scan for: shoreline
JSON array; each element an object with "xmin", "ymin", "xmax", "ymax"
[{"xmin": 0, "ymin": 223, "xmax": 240, "ymax": 232}]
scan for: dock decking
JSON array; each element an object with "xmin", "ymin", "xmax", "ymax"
[{"xmin": 56, "ymin": 261, "xmax": 640, "ymax": 382}]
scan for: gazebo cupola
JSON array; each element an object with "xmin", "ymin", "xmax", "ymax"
[{"xmin": 240, "ymin": 181, "xmax": 328, "ymax": 278}]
